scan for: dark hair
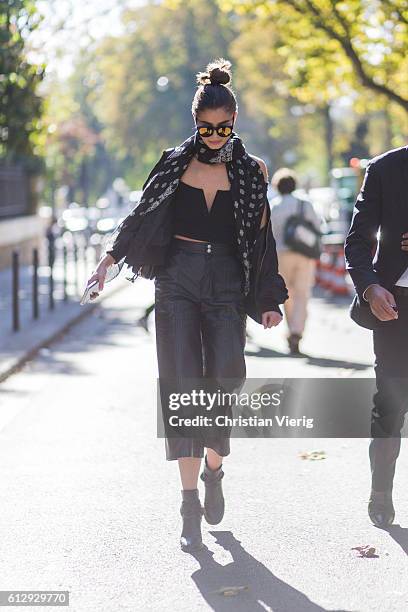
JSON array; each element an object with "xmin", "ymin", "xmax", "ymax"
[
  {"xmin": 271, "ymin": 167, "xmax": 297, "ymax": 194},
  {"xmin": 192, "ymin": 58, "xmax": 238, "ymax": 117}
]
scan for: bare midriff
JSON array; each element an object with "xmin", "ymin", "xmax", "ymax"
[{"xmin": 173, "ymin": 234, "xmax": 209, "ymax": 243}]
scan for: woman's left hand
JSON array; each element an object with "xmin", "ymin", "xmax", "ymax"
[{"xmin": 261, "ymin": 311, "xmax": 283, "ymax": 329}]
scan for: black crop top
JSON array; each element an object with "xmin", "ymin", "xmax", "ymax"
[{"xmin": 172, "ymin": 181, "xmax": 236, "ymax": 245}]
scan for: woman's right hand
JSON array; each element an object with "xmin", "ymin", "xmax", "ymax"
[{"xmin": 86, "ymin": 254, "xmax": 116, "ymax": 294}]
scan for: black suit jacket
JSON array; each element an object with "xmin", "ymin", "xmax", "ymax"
[{"xmin": 344, "ymin": 145, "xmax": 408, "ymax": 329}]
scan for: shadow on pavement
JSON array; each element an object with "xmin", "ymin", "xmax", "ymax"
[
  {"xmin": 387, "ymin": 525, "xmax": 408, "ymax": 555},
  {"xmin": 188, "ymin": 531, "xmax": 351, "ymax": 611},
  {"xmin": 245, "ymin": 345, "xmax": 370, "ymax": 371}
]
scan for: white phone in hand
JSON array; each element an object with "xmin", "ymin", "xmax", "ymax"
[{"xmin": 80, "ymin": 279, "xmax": 101, "ymax": 305}]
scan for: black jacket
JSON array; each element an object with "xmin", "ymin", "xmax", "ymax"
[
  {"xmin": 344, "ymin": 145, "xmax": 408, "ymax": 329},
  {"xmin": 107, "ymin": 148, "xmax": 289, "ymax": 324}
]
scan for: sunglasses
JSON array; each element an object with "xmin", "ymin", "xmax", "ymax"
[{"xmin": 196, "ymin": 122, "xmax": 234, "ymax": 138}]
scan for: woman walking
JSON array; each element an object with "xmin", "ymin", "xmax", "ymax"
[
  {"xmin": 86, "ymin": 58, "xmax": 288, "ymax": 552},
  {"xmin": 270, "ymin": 168, "xmax": 321, "ymax": 355}
]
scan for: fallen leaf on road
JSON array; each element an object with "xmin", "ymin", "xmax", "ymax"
[
  {"xmin": 299, "ymin": 450, "xmax": 327, "ymax": 460},
  {"xmin": 212, "ymin": 586, "xmax": 249, "ymax": 597},
  {"xmin": 351, "ymin": 545, "xmax": 379, "ymax": 558}
]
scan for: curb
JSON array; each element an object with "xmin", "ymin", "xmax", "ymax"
[{"xmin": 0, "ymin": 280, "xmax": 130, "ymax": 384}]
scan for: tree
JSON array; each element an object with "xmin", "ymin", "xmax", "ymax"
[
  {"xmin": 84, "ymin": 0, "xmax": 236, "ymax": 184},
  {"xmin": 0, "ymin": 0, "xmax": 46, "ymax": 169},
  {"xmin": 221, "ymin": 0, "xmax": 408, "ymax": 113},
  {"xmin": 229, "ymin": 12, "xmax": 338, "ymax": 176}
]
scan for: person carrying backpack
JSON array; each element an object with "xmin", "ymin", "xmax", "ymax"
[{"xmin": 270, "ymin": 168, "xmax": 322, "ymax": 355}]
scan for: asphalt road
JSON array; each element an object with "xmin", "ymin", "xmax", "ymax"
[{"xmin": 0, "ymin": 279, "xmax": 407, "ymax": 612}]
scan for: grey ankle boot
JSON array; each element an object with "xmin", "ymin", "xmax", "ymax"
[
  {"xmin": 180, "ymin": 489, "xmax": 204, "ymax": 552},
  {"xmin": 368, "ymin": 489, "xmax": 395, "ymax": 528},
  {"xmin": 200, "ymin": 456, "xmax": 225, "ymax": 525}
]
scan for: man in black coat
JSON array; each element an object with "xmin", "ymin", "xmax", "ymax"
[{"xmin": 344, "ymin": 145, "xmax": 408, "ymax": 527}]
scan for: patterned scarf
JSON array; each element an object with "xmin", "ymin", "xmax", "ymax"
[{"xmin": 103, "ymin": 130, "xmax": 267, "ymax": 295}]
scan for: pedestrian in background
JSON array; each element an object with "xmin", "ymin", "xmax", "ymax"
[{"xmin": 270, "ymin": 168, "xmax": 322, "ymax": 355}]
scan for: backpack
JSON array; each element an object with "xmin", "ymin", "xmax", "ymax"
[{"xmin": 283, "ymin": 198, "xmax": 322, "ymax": 259}]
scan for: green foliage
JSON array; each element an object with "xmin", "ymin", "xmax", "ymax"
[
  {"xmin": 42, "ymin": 0, "xmax": 408, "ymax": 195},
  {"xmin": 85, "ymin": 0, "xmax": 236, "ymax": 184},
  {"xmin": 218, "ymin": 0, "xmax": 408, "ymax": 178},
  {"xmin": 220, "ymin": 0, "xmax": 408, "ymax": 112},
  {"xmin": 0, "ymin": 0, "xmax": 46, "ymax": 171},
  {"xmin": 43, "ymin": 65, "xmax": 118, "ymax": 205}
]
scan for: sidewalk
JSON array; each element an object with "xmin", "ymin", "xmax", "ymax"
[{"xmin": 0, "ymin": 249, "xmax": 132, "ymax": 383}]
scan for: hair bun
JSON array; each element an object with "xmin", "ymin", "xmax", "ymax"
[{"xmin": 196, "ymin": 58, "xmax": 232, "ymax": 86}]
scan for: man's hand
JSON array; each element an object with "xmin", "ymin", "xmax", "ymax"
[
  {"xmin": 262, "ymin": 311, "xmax": 283, "ymax": 329},
  {"xmin": 365, "ymin": 284, "xmax": 398, "ymax": 321},
  {"xmin": 401, "ymin": 232, "xmax": 408, "ymax": 251}
]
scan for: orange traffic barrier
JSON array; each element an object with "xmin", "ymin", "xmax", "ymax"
[
  {"xmin": 316, "ymin": 250, "xmax": 334, "ymax": 289},
  {"xmin": 331, "ymin": 248, "xmax": 351, "ymax": 295},
  {"xmin": 316, "ymin": 240, "xmax": 353, "ymax": 296}
]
